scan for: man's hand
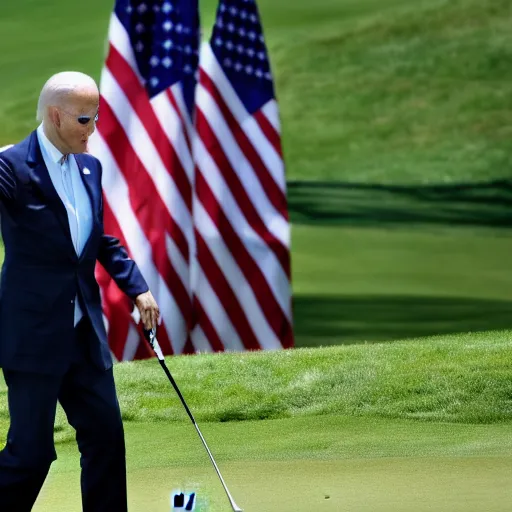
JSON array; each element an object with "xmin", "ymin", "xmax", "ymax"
[{"xmin": 134, "ymin": 290, "xmax": 160, "ymax": 330}]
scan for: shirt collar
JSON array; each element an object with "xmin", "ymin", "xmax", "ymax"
[{"xmin": 36, "ymin": 124, "xmax": 67, "ymax": 165}]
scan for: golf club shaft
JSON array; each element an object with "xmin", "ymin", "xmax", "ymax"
[{"xmin": 145, "ymin": 330, "xmax": 243, "ymax": 511}]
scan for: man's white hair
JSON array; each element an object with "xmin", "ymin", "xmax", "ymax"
[{"xmin": 36, "ymin": 71, "xmax": 98, "ymax": 122}]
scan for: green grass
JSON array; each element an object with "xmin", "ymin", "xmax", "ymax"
[
  {"xmin": 91, "ymin": 330, "xmax": 512, "ymax": 425},
  {"xmin": 22, "ymin": 330, "xmax": 512, "ymax": 510},
  {"xmin": 1, "ymin": 0, "xmax": 511, "ymax": 183},
  {"xmin": 287, "ymin": 180, "xmax": 512, "ymax": 228},
  {"xmin": 32, "ymin": 417, "xmax": 512, "ymax": 511},
  {"xmin": 292, "ymin": 224, "xmax": 512, "ymax": 345},
  {"xmin": 2, "ymin": 331, "xmax": 512, "ymax": 510},
  {"xmin": 3, "ymin": 330, "xmax": 510, "ymax": 443},
  {"xmin": 273, "ymin": 0, "xmax": 512, "ymax": 183}
]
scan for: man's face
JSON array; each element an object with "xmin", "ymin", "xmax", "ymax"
[{"xmin": 54, "ymin": 87, "xmax": 99, "ymax": 154}]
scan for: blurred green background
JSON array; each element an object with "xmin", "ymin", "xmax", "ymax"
[
  {"xmin": 1, "ymin": 2, "xmax": 512, "ymax": 510},
  {"xmin": 1, "ymin": 0, "xmax": 511, "ymax": 346}
]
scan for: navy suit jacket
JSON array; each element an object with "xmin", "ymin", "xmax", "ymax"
[{"xmin": 0, "ymin": 131, "xmax": 149, "ymax": 374}]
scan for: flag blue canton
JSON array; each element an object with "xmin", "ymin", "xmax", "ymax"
[
  {"xmin": 115, "ymin": 0, "xmax": 199, "ymax": 113},
  {"xmin": 210, "ymin": 0, "xmax": 275, "ymax": 114}
]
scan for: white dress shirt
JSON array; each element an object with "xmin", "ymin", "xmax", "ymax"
[{"xmin": 36, "ymin": 124, "xmax": 93, "ymax": 326}]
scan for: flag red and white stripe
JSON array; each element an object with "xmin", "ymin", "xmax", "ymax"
[
  {"xmin": 89, "ymin": 5, "xmax": 196, "ymax": 359},
  {"xmin": 190, "ymin": 2, "xmax": 294, "ymax": 351}
]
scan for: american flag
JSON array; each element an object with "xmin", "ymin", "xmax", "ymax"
[
  {"xmin": 89, "ymin": 0, "xmax": 199, "ymax": 359},
  {"xmin": 190, "ymin": 0, "xmax": 293, "ymax": 351},
  {"xmin": 89, "ymin": 0, "xmax": 293, "ymax": 359}
]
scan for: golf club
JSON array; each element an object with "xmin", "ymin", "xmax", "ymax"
[{"xmin": 143, "ymin": 327, "xmax": 243, "ymax": 512}]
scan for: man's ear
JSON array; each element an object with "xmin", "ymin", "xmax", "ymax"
[{"xmin": 49, "ymin": 107, "xmax": 61, "ymax": 128}]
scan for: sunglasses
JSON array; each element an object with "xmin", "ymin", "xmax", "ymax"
[{"xmin": 57, "ymin": 107, "xmax": 99, "ymax": 125}]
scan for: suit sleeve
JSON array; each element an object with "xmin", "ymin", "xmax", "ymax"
[
  {"xmin": 0, "ymin": 155, "xmax": 17, "ymax": 202},
  {"xmin": 97, "ymin": 234, "xmax": 149, "ymax": 299},
  {"xmin": 94, "ymin": 158, "xmax": 149, "ymax": 299}
]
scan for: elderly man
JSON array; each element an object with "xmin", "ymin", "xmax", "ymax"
[{"xmin": 0, "ymin": 72, "xmax": 159, "ymax": 511}]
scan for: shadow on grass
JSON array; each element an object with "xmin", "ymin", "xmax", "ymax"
[
  {"xmin": 293, "ymin": 295, "xmax": 512, "ymax": 347},
  {"xmin": 287, "ymin": 180, "xmax": 512, "ymax": 227}
]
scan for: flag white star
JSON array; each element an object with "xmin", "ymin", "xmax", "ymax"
[
  {"xmin": 163, "ymin": 39, "xmax": 173, "ymax": 50},
  {"xmin": 150, "ymin": 77, "xmax": 159, "ymax": 87},
  {"xmin": 162, "ymin": 57, "xmax": 173, "ymax": 68},
  {"xmin": 163, "ymin": 20, "xmax": 173, "ymax": 31},
  {"xmin": 135, "ymin": 23, "xmax": 145, "ymax": 33},
  {"xmin": 135, "ymin": 41, "xmax": 144, "ymax": 52},
  {"xmin": 150, "ymin": 56, "xmax": 160, "ymax": 67},
  {"xmin": 162, "ymin": 2, "xmax": 173, "ymax": 13},
  {"xmin": 137, "ymin": 3, "xmax": 147, "ymax": 13}
]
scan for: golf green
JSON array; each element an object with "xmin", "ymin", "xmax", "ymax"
[{"xmin": 33, "ymin": 416, "xmax": 512, "ymax": 511}]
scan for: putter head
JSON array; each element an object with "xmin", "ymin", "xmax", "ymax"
[{"xmin": 171, "ymin": 490, "xmax": 196, "ymax": 510}]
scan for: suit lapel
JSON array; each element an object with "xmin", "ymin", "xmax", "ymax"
[
  {"xmin": 75, "ymin": 154, "xmax": 100, "ymax": 261},
  {"xmin": 26, "ymin": 131, "xmax": 76, "ymax": 257},
  {"xmin": 74, "ymin": 155, "xmax": 99, "ymax": 216}
]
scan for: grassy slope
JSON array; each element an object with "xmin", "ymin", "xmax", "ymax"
[
  {"xmin": 89, "ymin": 330, "xmax": 512, "ymax": 425},
  {"xmin": 26, "ymin": 329, "xmax": 511, "ymax": 510},
  {"xmin": 2, "ymin": 330, "xmax": 509, "ymax": 441},
  {"xmin": 1, "ymin": 0, "xmax": 511, "ymax": 183},
  {"xmin": 271, "ymin": 0, "xmax": 512, "ymax": 183},
  {"xmin": 33, "ymin": 418, "xmax": 512, "ymax": 511}
]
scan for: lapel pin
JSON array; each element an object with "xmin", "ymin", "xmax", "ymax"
[{"xmin": 83, "ymin": 168, "xmax": 91, "ymax": 175}]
